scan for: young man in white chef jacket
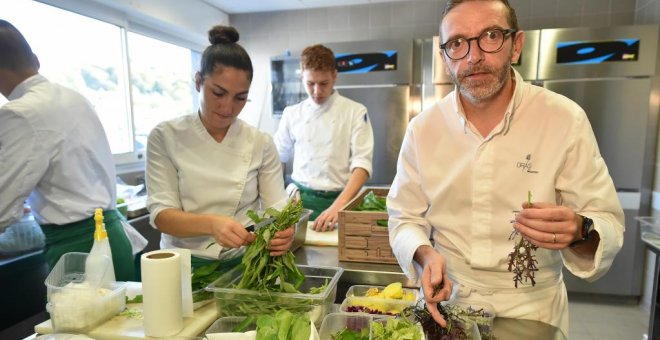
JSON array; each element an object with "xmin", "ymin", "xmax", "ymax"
[
  {"xmin": 0, "ymin": 20, "xmax": 139, "ymax": 280},
  {"xmin": 386, "ymin": 0, "xmax": 624, "ymax": 337},
  {"xmin": 274, "ymin": 44, "xmax": 375, "ymax": 232}
]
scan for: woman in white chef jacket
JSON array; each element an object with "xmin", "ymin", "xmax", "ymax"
[{"xmin": 146, "ymin": 25, "xmax": 293, "ymax": 270}]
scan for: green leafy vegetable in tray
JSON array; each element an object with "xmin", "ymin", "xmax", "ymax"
[
  {"xmin": 331, "ymin": 327, "xmax": 370, "ymax": 340},
  {"xmin": 353, "ymin": 191, "xmax": 388, "ymax": 227},
  {"xmin": 354, "ymin": 191, "xmax": 387, "ymax": 212},
  {"xmin": 256, "ymin": 309, "xmax": 311, "ymax": 340}
]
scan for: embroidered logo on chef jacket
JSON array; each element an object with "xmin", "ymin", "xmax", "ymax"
[{"xmin": 516, "ymin": 154, "xmax": 539, "ymax": 174}]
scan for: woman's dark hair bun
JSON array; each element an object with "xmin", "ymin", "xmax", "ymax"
[{"xmin": 208, "ymin": 25, "xmax": 239, "ymax": 45}]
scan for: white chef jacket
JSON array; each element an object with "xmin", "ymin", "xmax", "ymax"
[
  {"xmin": 274, "ymin": 90, "xmax": 374, "ymax": 191},
  {"xmin": 387, "ymin": 69, "xmax": 624, "ymax": 335},
  {"xmin": 146, "ymin": 114, "xmax": 288, "ymax": 259},
  {"xmin": 0, "ymin": 75, "xmax": 116, "ymax": 230}
]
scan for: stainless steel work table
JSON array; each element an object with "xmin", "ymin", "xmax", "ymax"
[
  {"xmin": 294, "ymin": 245, "xmax": 416, "ymax": 288},
  {"xmin": 294, "ymin": 245, "xmax": 565, "ymax": 339}
]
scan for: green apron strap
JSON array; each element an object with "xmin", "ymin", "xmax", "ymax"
[
  {"xmin": 40, "ymin": 210, "xmax": 137, "ymax": 281},
  {"xmin": 292, "ymin": 180, "xmax": 341, "ymax": 221}
]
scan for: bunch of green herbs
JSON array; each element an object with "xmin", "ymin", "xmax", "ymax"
[{"xmin": 236, "ymin": 198, "xmax": 305, "ymax": 292}]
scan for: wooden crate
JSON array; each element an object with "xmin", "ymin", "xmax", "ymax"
[{"xmin": 338, "ymin": 188, "xmax": 397, "ymax": 264}]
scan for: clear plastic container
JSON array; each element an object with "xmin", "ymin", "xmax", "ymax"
[
  {"xmin": 340, "ymin": 285, "xmax": 419, "ymax": 316},
  {"xmin": 205, "ymin": 264, "xmax": 343, "ymax": 327},
  {"xmin": 319, "ymin": 313, "xmax": 425, "ymax": 340},
  {"xmin": 319, "ymin": 313, "xmax": 372, "ymax": 339},
  {"xmin": 443, "ymin": 299, "xmax": 495, "ymax": 340},
  {"xmin": 370, "ymin": 316, "xmax": 426, "ymax": 340},
  {"xmin": 205, "ymin": 316, "xmax": 320, "ymax": 340},
  {"xmin": 205, "ymin": 316, "xmax": 257, "ymax": 334},
  {"xmin": 45, "ymin": 252, "xmax": 126, "ymax": 333}
]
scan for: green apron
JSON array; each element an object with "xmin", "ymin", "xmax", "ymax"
[
  {"xmin": 292, "ymin": 180, "xmax": 341, "ymax": 221},
  {"xmin": 40, "ymin": 209, "xmax": 136, "ymax": 281}
]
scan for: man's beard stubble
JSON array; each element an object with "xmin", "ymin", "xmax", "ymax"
[{"xmin": 449, "ymin": 50, "xmax": 514, "ymax": 104}]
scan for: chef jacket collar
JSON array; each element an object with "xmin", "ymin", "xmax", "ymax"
[
  {"xmin": 8, "ymin": 74, "xmax": 46, "ymax": 101},
  {"xmin": 451, "ymin": 68, "xmax": 524, "ymax": 138},
  {"xmin": 304, "ymin": 89, "xmax": 339, "ymax": 114}
]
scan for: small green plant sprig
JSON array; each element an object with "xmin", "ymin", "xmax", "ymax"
[{"xmin": 506, "ymin": 190, "xmax": 539, "ymax": 288}]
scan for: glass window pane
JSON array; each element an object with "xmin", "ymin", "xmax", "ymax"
[
  {"xmin": 127, "ymin": 32, "xmax": 196, "ymax": 153},
  {"xmin": 1, "ymin": 0, "xmax": 132, "ymax": 154}
]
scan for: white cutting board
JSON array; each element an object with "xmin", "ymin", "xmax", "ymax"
[
  {"xmin": 304, "ymin": 222, "xmax": 338, "ymax": 247},
  {"xmin": 35, "ymin": 282, "xmax": 218, "ymax": 340}
]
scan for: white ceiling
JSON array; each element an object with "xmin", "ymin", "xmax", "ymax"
[{"xmin": 203, "ymin": 0, "xmax": 410, "ymax": 14}]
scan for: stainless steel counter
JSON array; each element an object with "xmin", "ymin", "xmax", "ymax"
[{"xmin": 294, "ymin": 245, "xmax": 417, "ymax": 288}]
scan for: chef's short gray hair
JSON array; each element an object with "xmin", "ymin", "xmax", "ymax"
[{"xmin": 441, "ymin": 0, "xmax": 519, "ymax": 37}]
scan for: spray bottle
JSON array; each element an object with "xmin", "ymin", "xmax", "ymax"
[{"xmin": 84, "ymin": 208, "xmax": 115, "ymax": 286}]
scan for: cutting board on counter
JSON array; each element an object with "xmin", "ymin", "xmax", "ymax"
[
  {"xmin": 304, "ymin": 222, "xmax": 338, "ymax": 246},
  {"xmin": 35, "ymin": 282, "xmax": 219, "ymax": 340}
]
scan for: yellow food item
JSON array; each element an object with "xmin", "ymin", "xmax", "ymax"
[
  {"xmin": 402, "ymin": 292, "xmax": 416, "ymax": 301},
  {"xmin": 365, "ymin": 287, "xmax": 380, "ymax": 297},
  {"xmin": 380, "ymin": 282, "xmax": 403, "ymax": 299}
]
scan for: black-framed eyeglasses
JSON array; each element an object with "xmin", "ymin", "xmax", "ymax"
[{"xmin": 440, "ymin": 28, "xmax": 518, "ymax": 60}]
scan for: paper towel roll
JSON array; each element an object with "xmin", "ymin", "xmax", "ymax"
[{"xmin": 141, "ymin": 250, "xmax": 184, "ymax": 337}]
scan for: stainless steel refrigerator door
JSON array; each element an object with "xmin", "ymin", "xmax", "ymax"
[
  {"xmin": 544, "ymin": 78, "xmax": 651, "ymax": 192},
  {"xmin": 562, "ymin": 205, "xmax": 644, "ymax": 296},
  {"xmin": 544, "ymin": 78, "xmax": 655, "ymax": 296},
  {"xmin": 338, "ymin": 86, "xmax": 410, "ymax": 185}
]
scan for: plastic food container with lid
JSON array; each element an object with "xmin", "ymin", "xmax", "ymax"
[
  {"xmin": 44, "ymin": 252, "xmax": 126, "ymax": 333},
  {"xmin": 205, "ymin": 264, "xmax": 343, "ymax": 327}
]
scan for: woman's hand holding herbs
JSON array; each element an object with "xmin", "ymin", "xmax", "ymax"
[
  {"xmin": 267, "ymin": 225, "xmax": 295, "ymax": 256},
  {"xmin": 514, "ymin": 201, "xmax": 581, "ymax": 250},
  {"xmin": 414, "ymin": 245, "xmax": 452, "ymax": 328},
  {"xmin": 209, "ymin": 215, "xmax": 255, "ymax": 248}
]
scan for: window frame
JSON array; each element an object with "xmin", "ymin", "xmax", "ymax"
[{"xmin": 35, "ymin": 0, "xmax": 205, "ymax": 169}]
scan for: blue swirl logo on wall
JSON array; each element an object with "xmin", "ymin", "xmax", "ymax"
[
  {"xmin": 556, "ymin": 39, "xmax": 639, "ymax": 65},
  {"xmin": 335, "ymin": 50, "xmax": 397, "ymax": 73}
]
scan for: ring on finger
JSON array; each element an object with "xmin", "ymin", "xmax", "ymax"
[{"xmin": 552, "ymin": 232, "xmax": 557, "ymax": 244}]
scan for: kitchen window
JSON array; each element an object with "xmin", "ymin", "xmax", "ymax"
[
  {"xmin": 0, "ymin": 0, "xmax": 199, "ymax": 165},
  {"xmin": 127, "ymin": 32, "xmax": 198, "ymax": 161}
]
